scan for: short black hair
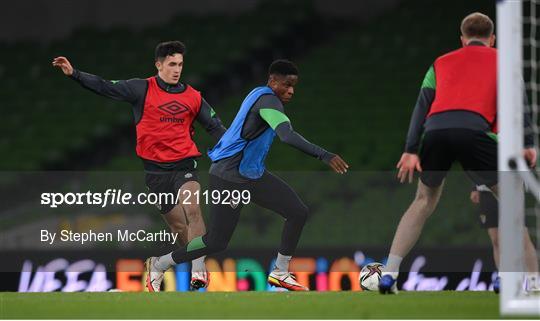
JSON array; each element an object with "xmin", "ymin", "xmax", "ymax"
[
  {"xmin": 268, "ymin": 59, "xmax": 299, "ymax": 77},
  {"xmin": 155, "ymin": 41, "xmax": 186, "ymax": 61}
]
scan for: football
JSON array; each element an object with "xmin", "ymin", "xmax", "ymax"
[{"xmin": 359, "ymin": 262, "xmax": 384, "ymax": 291}]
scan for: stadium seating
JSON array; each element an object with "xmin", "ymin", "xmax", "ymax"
[
  {"xmin": 0, "ymin": 1, "xmax": 310, "ymax": 170},
  {"xmin": 1, "ymin": 0, "xmax": 496, "ymax": 248}
]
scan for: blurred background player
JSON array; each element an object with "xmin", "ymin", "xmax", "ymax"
[
  {"xmin": 378, "ymin": 12, "xmax": 537, "ymax": 294},
  {"xmin": 145, "ymin": 59, "xmax": 349, "ymax": 291},
  {"xmin": 52, "ymin": 41, "xmax": 226, "ymax": 291},
  {"xmin": 470, "ymin": 188, "xmax": 539, "ymax": 293}
]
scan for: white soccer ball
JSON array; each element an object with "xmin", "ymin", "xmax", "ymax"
[{"xmin": 359, "ymin": 262, "xmax": 384, "ymax": 291}]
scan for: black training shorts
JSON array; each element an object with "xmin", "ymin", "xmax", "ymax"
[
  {"xmin": 419, "ymin": 128, "xmax": 497, "ymax": 188},
  {"xmin": 144, "ymin": 159, "xmax": 198, "ymax": 214}
]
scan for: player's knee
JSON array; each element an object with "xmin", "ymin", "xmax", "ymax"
[
  {"xmin": 414, "ymin": 191, "xmax": 438, "ymax": 213},
  {"xmin": 291, "ymin": 203, "xmax": 309, "ymax": 223},
  {"xmin": 413, "ymin": 194, "xmax": 429, "ymax": 209},
  {"xmin": 169, "ymin": 221, "xmax": 188, "ymax": 235},
  {"xmin": 183, "ymin": 204, "xmax": 202, "ymax": 223}
]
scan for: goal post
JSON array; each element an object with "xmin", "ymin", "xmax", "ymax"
[{"xmin": 498, "ymin": 0, "xmax": 540, "ymax": 316}]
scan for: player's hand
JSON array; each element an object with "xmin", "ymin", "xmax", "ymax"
[
  {"xmin": 396, "ymin": 152, "xmax": 422, "ymax": 184},
  {"xmin": 52, "ymin": 56, "xmax": 74, "ymax": 76},
  {"xmin": 470, "ymin": 191, "xmax": 480, "ymax": 204},
  {"xmin": 328, "ymin": 155, "xmax": 349, "ymax": 174},
  {"xmin": 523, "ymin": 148, "xmax": 537, "ymax": 168}
]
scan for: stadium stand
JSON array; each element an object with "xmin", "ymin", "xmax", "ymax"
[
  {"xmin": 1, "ymin": 0, "xmax": 496, "ymax": 248},
  {"xmin": 0, "ymin": 1, "xmax": 315, "ymax": 171}
]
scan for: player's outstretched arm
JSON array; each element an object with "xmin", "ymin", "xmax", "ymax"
[
  {"xmin": 52, "ymin": 56, "xmax": 73, "ymax": 76},
  {"xmin": 256, "ymin": 96, "xmax": 349, "ymax": 174},
  {"xmin": 196, "ymin": 98, "xmax": 227, "ymax": 141},
  {"xmin": 261, "ymin": 110, "xmax": 348, "ymax": 174},
  {"xmin": 52, "ymin": 56, "xmax": 144, "ymax": 103},
  {"xmin": 273, "ymin": 121, "xmax": 349, "ymax": 174}
]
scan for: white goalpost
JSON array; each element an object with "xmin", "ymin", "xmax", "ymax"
[{"xmin": 498, "ymin": 0, "xmax": 540, "ymax": 316}]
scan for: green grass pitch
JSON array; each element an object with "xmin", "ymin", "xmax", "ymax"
[{"xmin": 1, "ymin": 291, "xmax": 500, "ymax": 319}]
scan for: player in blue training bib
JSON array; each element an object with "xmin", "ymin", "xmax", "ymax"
[{"xmin": 147, "ymin": 59, "xmax": 349, "ymax": 291}]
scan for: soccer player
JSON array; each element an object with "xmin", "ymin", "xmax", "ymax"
[
  {"xmin": 145, "ymin": 59, "xmax": 349, "ymax": 291},
  {"xmin": 378, "ymin": 13, "xmax": 537, "ymax": 294},
  {"xmin": 470, "ymin": 188, "xmax": 539, "ymax": 292},
  {"xmin": 52, "ymin": 41, "xmax": 226, "ymax": 291}
]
